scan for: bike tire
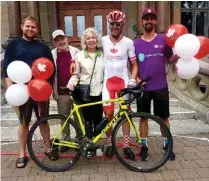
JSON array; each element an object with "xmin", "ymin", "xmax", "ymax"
[
  {"xmin": 27, "ymin": 114, "xmax": 82, "ymax": 172},
  {"xmin": 112, "ymin": 112, "xmax": 173, "ymax": 172}
]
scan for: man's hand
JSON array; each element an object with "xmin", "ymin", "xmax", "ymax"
[
  {"xmin": 168, "ymin": 54, "xmax": 179, "ymax": 64},
  {"xmin": 70, "ymin": 62, "xmax": 76, "ymax": 74},
  {"xmin": 136, "ymin": 77, "xmax": 146, "ymax": 86}
]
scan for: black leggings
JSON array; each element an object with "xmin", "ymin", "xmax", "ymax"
[{"xmin": 77, "ymin": 95, "xmax": 103, "ymax": 138}]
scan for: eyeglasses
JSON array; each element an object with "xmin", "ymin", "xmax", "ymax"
[{"xmin": 110, "ymin": 22, "xmax": 123, "ymax": 27}]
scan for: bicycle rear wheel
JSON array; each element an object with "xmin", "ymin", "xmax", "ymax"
[
  {"xmin": 27, "ymin": 114, "xmax": 82, "ymax": 172},
  {"xmin": 112, "ymin": 112, "xmax": 173, "ymax": 172}
]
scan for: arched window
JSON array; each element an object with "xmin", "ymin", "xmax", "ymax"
[{"xmin": 181, "ymin": 1, "xmax": 209, "ymax": 37}]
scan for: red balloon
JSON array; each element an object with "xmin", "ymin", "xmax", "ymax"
[
  {"xmin": 195, "ymin": 36, "xmax": 209, "ymax": 59},
  {"xmin": 28, "ymin": 79, "xmax": 52, "ymax": 102},
  {"xmin": 165, "ymin": 24, "xmax": 188, "ymax": 47},
  {"xmin": 32, "ymin": 57, "xmax": 54, "ymax": 80}
]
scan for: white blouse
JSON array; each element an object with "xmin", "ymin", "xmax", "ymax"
[{"xmin": 69, "ymin": 49, "xmax": 104, "ymax": 96}]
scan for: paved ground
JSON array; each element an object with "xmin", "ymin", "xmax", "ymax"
[{"xmin": 1, "ymin": 133, "xmax": 209, "ymax": 181}]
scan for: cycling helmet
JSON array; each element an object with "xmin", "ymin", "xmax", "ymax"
[{"xmin": 107, "ymin": 10, "xmax": 126, "ymax": 23}]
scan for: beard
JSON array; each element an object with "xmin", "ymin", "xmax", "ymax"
[
  {"xmin": 143, "ymin": 23, "xmax": 155, "ymax": 33},
  {"xmin": 23, "ymin": 32, "xmax": 37, "ymax": 40}
]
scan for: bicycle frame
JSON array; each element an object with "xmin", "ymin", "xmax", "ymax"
[{"xmin": 52, "ymin": 95, "xmax": 140, "ymax": 148}]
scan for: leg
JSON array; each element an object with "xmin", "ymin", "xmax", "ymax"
[
  {"xmin": 137, "ymin": 91, "xmax": 152, "ymax": 161},
  {"xmin": 90, "ymin": 95, "xmax": 103, "ymax": 131},
  {"xmin": 79, "ymin": 97, "xmax": 94, "ymax": 139},
  {"xmin": 103, "ymin": 108, "xmax": 114, "ymax": 158},
  {"xmin": 57, "ymin": 95, "xmax": 73, "ymax": 152},
  {"xmin": 104, "ymin": 109, "xmax": 114, "ymax": 140},
  {"xmin": 18, "ymin": 124, "xmax": 29, "ymax": 161},
  {"xmin": 153, "ymin": 88, "xmax": 170, "ymax": 138},
  {"xmin": 57, "ymin": 95, "xmax": 72, "ymax": 139},
  {"xmin": 102, "ymin": 77, "xmax": 116, "ymax": 155},
  {"xmin": 14, "ymin": 99, "xmax": 33, "ymax": 168},
  {"xmin": 153, "ymin": 88, "xmax": 175, "ymax": 160},
  {"xmin": 83, "ymin": 106, "xmax": 94, "ymax": 139},
  {"xmin": 35, "ymin": 101, "xmax": 51, "ymax": 153}
]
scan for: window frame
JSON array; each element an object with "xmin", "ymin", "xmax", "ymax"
[{"xmin": 181, "ymin": 1, "xmax": 209, "ymax": 36}]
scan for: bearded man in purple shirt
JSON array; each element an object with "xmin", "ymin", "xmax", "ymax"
[{"xmin": 134, "ymin": 8, "xmax": 178, "ymax": 161}]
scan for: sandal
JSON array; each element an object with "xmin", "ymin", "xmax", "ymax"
[
  {"xmin": 16, "ymin": 157, "xmax": 28, "ymax": 168},
  {"xmin": 45, "ymin": 147, "xmax": 59, "ymax": 161}
]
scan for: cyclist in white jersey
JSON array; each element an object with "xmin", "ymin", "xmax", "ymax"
[{"xmin": 102, "ymin": 10, "xmax": 138, "ymax": 160}]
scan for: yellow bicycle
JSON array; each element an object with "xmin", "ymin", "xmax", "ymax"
[{"xmin": 27, "ymin": 80, "xmax": 173, "ymax": 172}]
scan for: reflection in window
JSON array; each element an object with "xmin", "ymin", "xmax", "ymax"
[
  {"xmin": 94, "ymin": 15, "xmax": 103, "ymax": 36},
  {"xmin": 196, "ymin": 1, "xmax": 208, "ymax": 8},
  {"xmin": 181, "ymin": 1, "xmax": 194, "ymax": 8},
  {"xmin": 107, "ymin": 19, "xmax": 110, "ymax": 35},
  {"xmin": 64, "ymin": 16, "xmax": 73, "ymax": 36},
  {"xmin": 77, "ymin": 16, "xmax": 85, "ymax": 37},
  {"xmin": 196, "ymin": 12, "xmax": 207, "ymax": 35},
  {"xmin": 181, "ymin": 12, "xmax": 193, "ymax": 33}
]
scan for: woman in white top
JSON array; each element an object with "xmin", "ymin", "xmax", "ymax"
[{"xmin": 67, "ymin": 27, "xmax": 104, "ymax": 138}]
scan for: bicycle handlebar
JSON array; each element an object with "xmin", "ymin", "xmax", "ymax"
[
  {"xmin": 62, "ymin": 77, "xmax": 151, "ymax": 105},
  {"xmin": 120, "ymin": 77, "xmax": 152, "ymax": 105}
]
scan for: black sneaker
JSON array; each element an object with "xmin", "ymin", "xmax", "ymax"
[
  {"xmin": 105, "ymin": 146, "xmax": 114, "ymax": 158},
  {"xmin": 163, "ymin": 145, "xmax": 176, "ymax": 160},
  {"xmin": 124, "ymin": 147, "xmax": 135, "ymax": 160},
  {"xmin": 139, "ymin": 145, "xmax": 148, "ymax": 161}
]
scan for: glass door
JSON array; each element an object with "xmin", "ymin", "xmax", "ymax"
[
  {"xmin": 60, "ymin": 10, "xmax": 89, "ymax": 43},
  {"xmin": 90, "ymin": 9, "xmax": 113, "ymax": 36}
]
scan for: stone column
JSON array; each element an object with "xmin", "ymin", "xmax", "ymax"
[
  {"xmin": 156, "ymin": 2, "xmax": 170, "ymax": 33},
  {"xmin": 7, "ymin": 1, "xmax": 21, "ymax": 39},
  {"xmin": 27, "ymin": 1, "xmax": 41, "ymax": 36},
  {"xmin": 47, "ymin": 2, "xmax": 58, "ymax": 42},
  {"xmin": 137, "ymin": 1, "xmax": 149, "ymax": 35},
  {"xmin": 121, "ymin": 1, "xmax": 129, "ymax": 37}
]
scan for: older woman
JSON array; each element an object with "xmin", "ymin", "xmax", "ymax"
[{"xmin": 67, "ymin": 27, "xmax": 104, "ymax": 139}]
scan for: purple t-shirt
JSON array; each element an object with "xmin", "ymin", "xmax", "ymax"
[
  {"xmin": 134, "ymin": 34, "xmax": 172, "ymax": 91},
  {"xmin": 56, "ymin": 51, "xmax": 72, "ymax": 95}
]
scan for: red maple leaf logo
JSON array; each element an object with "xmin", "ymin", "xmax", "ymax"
[{"xmin": 110, "ymin": 48, "xmax": 118, "ymax": 53}]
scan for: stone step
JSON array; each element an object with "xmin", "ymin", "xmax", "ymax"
[
  {"xmin": 1, "ymin": 106, "xmax": 196, "ymax": 128},
  {"xmin": 1, "ymin": 119, "xmax": 208, "ymax": 142},
  {"xmin": 1, "ymin": 98, "xmax": 180, "ymax": 114}
]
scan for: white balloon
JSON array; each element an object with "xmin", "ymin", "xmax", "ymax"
[
  {"xmin": 175, "ymin": 57, "xmax": 200, "ymax": 80},
  {"xmin": 172, "ymin": 48, "xmax": 176, "ymax": 55},
  {"xmin": 174, "ymin": 34, "xmax": 200, "ymax": 60},
  {"xmin": 7, "ymin": 61, "xmax": 32, "ymax": 84},
  {"xmin": 5, "ymin": 84, "xmax": 29, "ymax": 106}
]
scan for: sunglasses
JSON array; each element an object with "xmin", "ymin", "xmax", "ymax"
[{"xmin": 110, "ymin": 22, "xmax": 123, "ymax": 27}]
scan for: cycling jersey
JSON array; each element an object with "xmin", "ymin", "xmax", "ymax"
[{"xmin": 102, "ymin": 35, "xmax": 136, "ymax": 109}]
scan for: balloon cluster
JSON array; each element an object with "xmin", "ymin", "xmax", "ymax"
[
  {"xmin": 6, "ymin": 58, "xmax": 54, "ymax": 106},
  {"xmin": 165, "ymin": 24, "xmax": 209, "ymax": 80}
]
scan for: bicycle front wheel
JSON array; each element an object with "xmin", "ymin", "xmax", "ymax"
[
  {"xmin": 112, "ymin": 112, "xmax": 173, "ymax": 172},
  {"xmin": 27, "ymin": 114, "xmax": 82, "ymax": 172}
]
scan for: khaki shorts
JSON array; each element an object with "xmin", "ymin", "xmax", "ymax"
[{"xmin": 13, "ymin": 98, "xmax": 49, "ymax": 125}]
